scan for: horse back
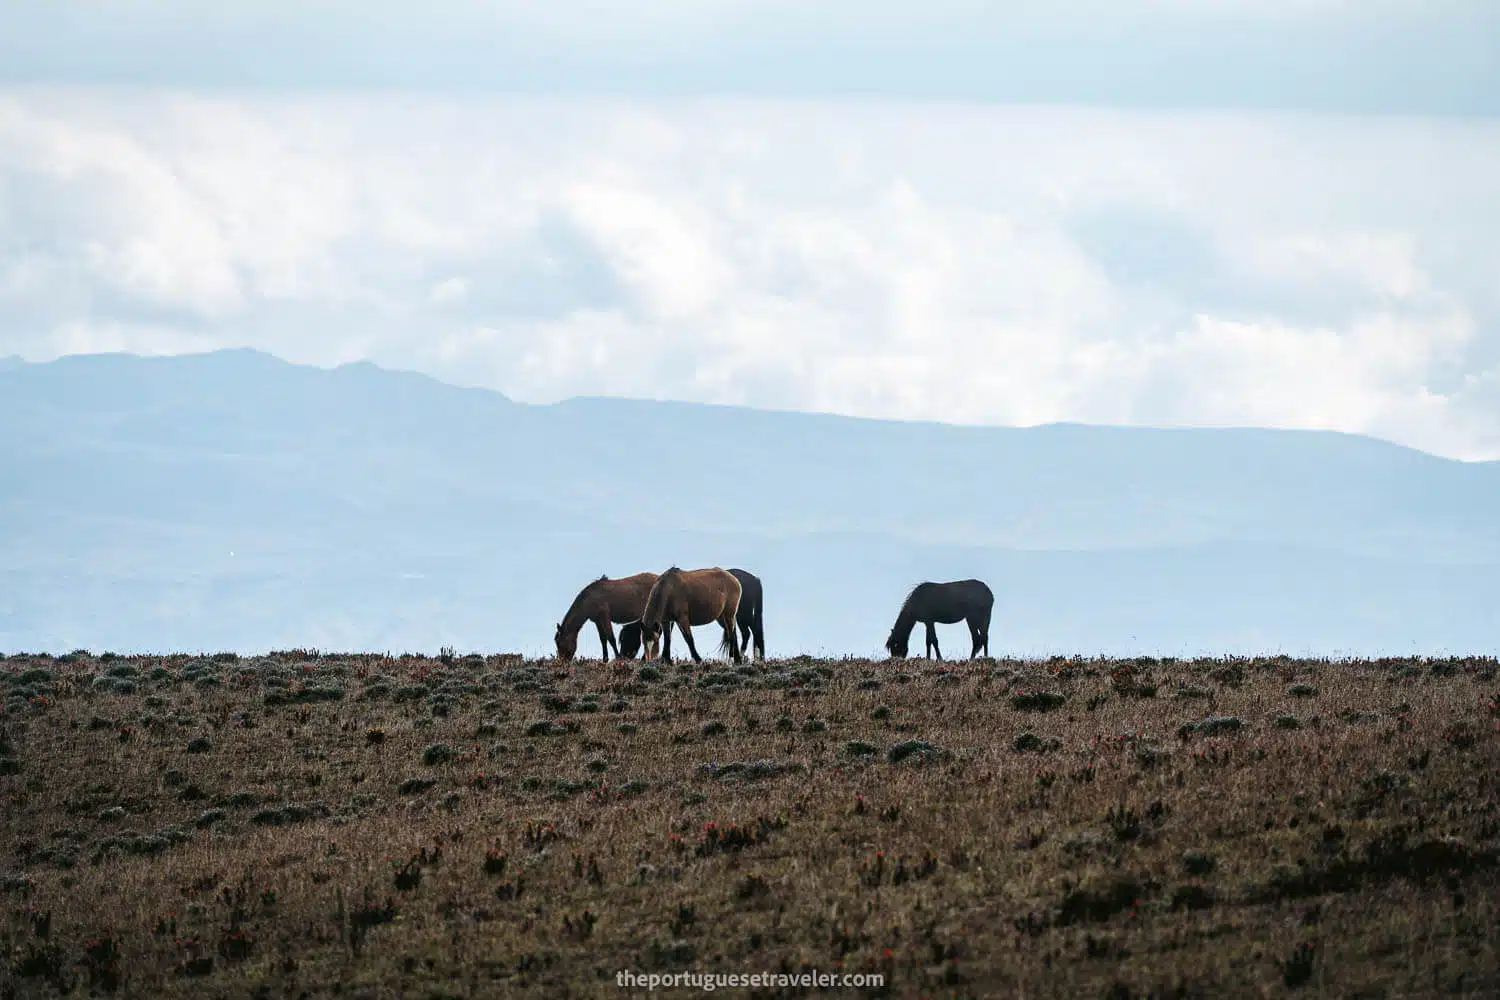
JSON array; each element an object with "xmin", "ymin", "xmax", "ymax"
[
  {"xmin": 604, "ymin": 572, "xmax": 659, "ymax": 621},
  {"xmin": 913, "ymin": 579, "xmax": 992, "ymax": 621},
  {"xmin": 676, "ymin": 568, "xmax": 742, "ymax": 626}
]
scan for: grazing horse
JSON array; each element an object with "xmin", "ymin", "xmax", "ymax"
[
  {"xmin": 884, "ymin": 579, "xmax": 993, "ymax": 660},
  {"xmin": 553, "ymin": 572, "xmax": 658, "ymax": 663},
  {"xmin": 640, "ymin": 567, "xmax": 743, "ymax": 665},
  {"xmin": 617, "ymin": 621, "xmax": 648, "ymax": 660},
  {"xmin": 620, "ymin": 567, "xmax": 766, "ymax": 661}
]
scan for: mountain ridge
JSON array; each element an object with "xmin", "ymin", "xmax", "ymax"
[
  {"xmin": 2, "ymin": 348, "xmax": 1496, "ymax": 655},
  {"xmin": 11, "ymin": 347, "xmax": 1490, "ymax": 466}
]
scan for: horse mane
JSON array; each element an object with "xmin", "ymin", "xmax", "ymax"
[
  {"xmin": 561, "ymin": 575, "xmax": 611, "ymax": 628},
  {"xmin": 885, "ymin": 582, "xmax": 928, "ymax": 650},
  {"xmin": 897, "ymin": 582, "xmax": 927, "ymax": 616},
  {"xmin": 643, "ymin": 568, "xmax": 681, "ymax": 623}
]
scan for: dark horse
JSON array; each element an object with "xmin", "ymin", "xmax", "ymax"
[
  {"xmin": 884, "ymin": 579, "xmax": 993, "ymax": 660},
  {"xmin": 620, "ymin": 567, "xmax": 765, "ymax": 661},
  {"xmin": 554, "ymin": 572, "xmax": 659, "ymax": 662}
]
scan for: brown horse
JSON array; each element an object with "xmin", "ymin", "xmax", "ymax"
[
  {"xmin": 554, "ymin": 572, "xmax": 659, "ymax": 662},
  {"xmin": 621, "ymin": 567, "xmax": 765, "ymax": 660},
  {"xmin": 640, "ymin": 567, "xmax": 743, "ymax": 665}
]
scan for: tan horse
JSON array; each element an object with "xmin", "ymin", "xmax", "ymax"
[
  {"xmin": 554, "ymin": 572, "xmax": 660, "ymax": 663},
  {"xmin": 640, "ymin": 567, "xmax": 743, "ymax": 665}
]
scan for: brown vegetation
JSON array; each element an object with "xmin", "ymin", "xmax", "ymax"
[{"xmin": 2, "ymin": 650, "xmax": 1498, "ymax": 998}]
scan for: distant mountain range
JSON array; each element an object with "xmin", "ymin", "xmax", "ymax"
[{"xmin": 3, "ymin": 349, "xmax": 1497, "ymax": 656}]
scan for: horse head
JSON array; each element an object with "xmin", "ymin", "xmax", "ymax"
[
  {"xmin": 554, "ymin": 621, "xmax": 577, "ymax": 662},
  {"xmin": 618, "ymin": 622, "xmax": 642, "ymax": 659}
]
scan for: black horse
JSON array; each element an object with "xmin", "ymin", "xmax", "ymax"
[
  {"xmin": 620, "ymin": 567, "xmax": 765, "ymax": 660},
  {"xmin": 884, "ymin": 579, "xmax": 993, "ymax": 660}
]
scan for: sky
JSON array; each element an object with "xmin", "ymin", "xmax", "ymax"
[{"xmin": 2, "ymin": 1, "xmax": 1499, "ymax": 460}]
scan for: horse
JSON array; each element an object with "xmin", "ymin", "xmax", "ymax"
[
  {"xmin": 884, "ymin": 579, "xmax": 993, "ymax": 660},
  {"xmin": 639, "ymin": 567, "xmax": 743, "ymax": 665},
  {"xmin": 620, "ymin": 567, "xmax": 765, "ymax": 661},
  {"xmin": 553, "ymin": 572, "xmax": 659, "ymax": 663}
]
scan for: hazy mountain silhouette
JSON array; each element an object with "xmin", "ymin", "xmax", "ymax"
[{"xmin": 3, "ymin": 349, "xmax": 1496, "ymax": 656}]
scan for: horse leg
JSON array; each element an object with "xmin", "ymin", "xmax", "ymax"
[
  {"xmin": 725, "ymin": 612, "xmax": 743, "ymax": 665},
  {"xmin": 968, "ymin": 619, "xmax": 982, "ymax": 660},
  {"xmin": 678, "ymin": 615, "xmax": 704, "ymax": 663},
  {"xmin": 660, "ymin": 622, "xmax": 674, "ymax": 665},
  {"xmin": 595, "ymin": 617, "xmax": 615, "ymax": 661},
  {"xmin": 925, "ymin": 621, "xmax": 941, "ymax": 660}
]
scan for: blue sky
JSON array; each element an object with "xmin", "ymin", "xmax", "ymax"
[
  {"xmin": 3, "ymin": 2, "xmax": 1497, "ymax": 115},
  {"xmin": 1, "ymin": 1, "xmax": 1498, "ymax": 459}
]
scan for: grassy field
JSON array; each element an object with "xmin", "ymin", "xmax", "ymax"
[{"xmin": 2, "ymin": 649, "xmax": 1498, "ymax": 999}]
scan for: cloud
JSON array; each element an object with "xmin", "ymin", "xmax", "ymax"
[{"xmin": 1, "ymin": 90, "xmax": 1498, "ymax": 460}]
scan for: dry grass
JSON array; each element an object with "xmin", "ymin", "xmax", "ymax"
[{"xmin": 2, "ymin": 650, "xmax": 1499, "ymax": 999}]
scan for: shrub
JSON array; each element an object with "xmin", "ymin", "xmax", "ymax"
[
  {"xmin": 1178, "ymin": 716, "xmax": 1246, "ymax": 739},
  {"xmin": 888, "ymin": 740, "xmax": 949, "ymax": 765},
  {"xmin": 1010, "ymin": 691, "xmax": 1067, "ymax": 712},
  {"xmin": 422, "ymin": 743, "xmax": 455, "ymax": 766}
]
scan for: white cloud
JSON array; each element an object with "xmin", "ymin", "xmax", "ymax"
[
  {"xmin": 429, "ymin": 277, "xmax": 468, "ymax": 305},
  {"xmin": 1, "ymin": 90, "xmax": 1498, "ymax": 460}
]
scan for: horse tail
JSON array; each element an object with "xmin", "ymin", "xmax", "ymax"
[
  {"xmin": 719, "ymin": 572, "xmax": 745, "ymax": 661},
  {"xmin": 751, "ymin": 588, "xmax": 766, "ymax": 658}
]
